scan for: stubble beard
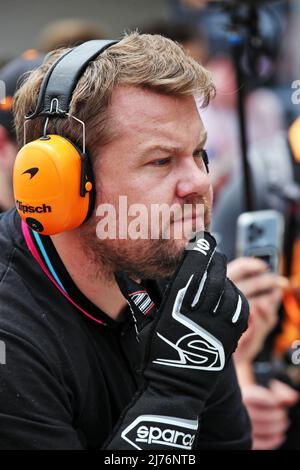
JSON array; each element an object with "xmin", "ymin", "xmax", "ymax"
[{"xmin": 79, "ymin": 199, "xmax": 211, "ymax": 283}]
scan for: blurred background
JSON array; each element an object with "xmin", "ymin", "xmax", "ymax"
[
  {"xmin": 0, "ymin": 0, "xmax": 168, "ymax": 61},
  {"xmin": 1, "ymin": 0, "xmax": 300, "ymax": 449}
]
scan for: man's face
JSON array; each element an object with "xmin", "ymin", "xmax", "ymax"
[{"xmin": 81, "ymin": 86, "xmax": 213, "ymax": 280}]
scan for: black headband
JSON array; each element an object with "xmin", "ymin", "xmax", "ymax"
[{"xmin": 27, "ymin": 39, "xmax": 118, "ymax": 120}]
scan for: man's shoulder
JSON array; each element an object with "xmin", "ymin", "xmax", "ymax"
[
  {"xmin": 0, "ymin": 250, "xmax": 84, "ymax": 342},
  {"xmin": 0, "ymin": 209, "xmax": 31, "ymax": 299},
  {"xmin": 0, "ymin": 210, "xmax": 45, "ymax": 312},
  {"xmin": 0, "ymin": 246, "xmax": 95, "ymax": 384},
  {"xmin": 0, "ymin": 259, "xmax": 54, "ymax": 340},
  {"xmin": 0, "ymin": 212, "xmax": 82, "ymax": 355}
]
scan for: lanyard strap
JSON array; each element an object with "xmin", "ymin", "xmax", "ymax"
[{"xmin": 21, "ymin": 221, "xmax": 106, "ymax": 326}]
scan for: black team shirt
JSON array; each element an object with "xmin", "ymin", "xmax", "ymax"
[{"xmin": 0, "ymin": 210, "xmax": 251, "ymax": 450}]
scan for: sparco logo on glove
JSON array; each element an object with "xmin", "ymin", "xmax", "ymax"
[{"xmin": 121, "ymin": 415, "xmax": 198, "ymax": 450}]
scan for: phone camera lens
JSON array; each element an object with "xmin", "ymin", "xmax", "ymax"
[{"xmin": 248, "ymin": 223, "xmax": 264, "ymax": 242}]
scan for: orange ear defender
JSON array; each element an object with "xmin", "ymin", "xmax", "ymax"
[
  {"xmin": 14, "ymin": 134, "xmax": 93, "ymax": 234},
  {"xmin": 13, "ymin": 39, "xmax": 118, "ymax": 235}
]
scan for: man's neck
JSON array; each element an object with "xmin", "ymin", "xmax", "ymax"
[{"xmin": 51, "ymin": 231, "xmax": 127, "ymax": 321}]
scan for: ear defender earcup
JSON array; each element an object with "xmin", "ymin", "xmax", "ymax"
[{"xmin": 13, "ymin": 134, "xmax": 94, "ymax": 235}]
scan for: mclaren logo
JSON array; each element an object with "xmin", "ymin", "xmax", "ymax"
[
  {"xmin": 153, "ymin": 274, "xmax": 226, "ymax": 371},
  {"xmin": 22, "ymin": 167, "xmax": 39, "ymax": 179},
  {"xmin": 121, "ymin": 415, "xmax": 198, "ymax": 450},
  {"xmin": 16, "ymin": 200, "xmax": 52, "ymax": 214}
]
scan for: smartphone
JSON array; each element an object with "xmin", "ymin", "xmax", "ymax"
[{"xmin": 236, "ymin": 210, "xmax": 284, "ymax": 273}]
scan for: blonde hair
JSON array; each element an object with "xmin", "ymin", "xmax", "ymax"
[{"xmin": 14, "ymin": 32, "xmax": 215, "ymax": 162}]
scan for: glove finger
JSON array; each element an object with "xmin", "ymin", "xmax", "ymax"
[
  {"xmin": 182, "ymin": 251, "xmax": 227, "ymax": 313},
  {"xmin": 167, "ymin": 232, "xmax": 217, "ymax": 306},
  {"xmin": 213, "ymin": 279, "xmax": 249, "ymax": 353}
]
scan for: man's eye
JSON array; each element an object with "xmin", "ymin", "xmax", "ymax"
[{"xmin": 150, "ymin": 158, "xmax": 171, "ymax": 167}]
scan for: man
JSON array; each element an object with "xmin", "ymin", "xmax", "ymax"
[
  {"xmin": 0, "ymin": 51, "xmax": 43, "ymax": 212},
  {"xmin": 0, "ymin": 33, "xmax": 250, "ymax": 450}
]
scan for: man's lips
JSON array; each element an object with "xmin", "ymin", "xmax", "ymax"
[{"xmin": 172, "ymin": 212, "xmax": 204, "ymax": 223}]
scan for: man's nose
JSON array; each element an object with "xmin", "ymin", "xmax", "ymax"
[{"xmin": 175, "ymin": 159, "xmax": 211, "ymax": 199}]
